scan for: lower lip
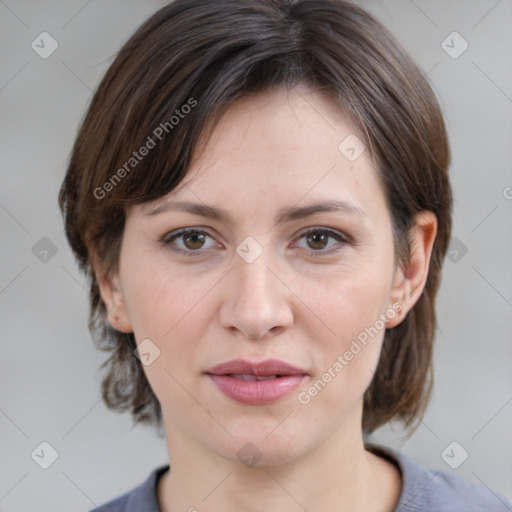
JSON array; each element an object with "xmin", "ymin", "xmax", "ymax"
[{"xmin": 207, "ymin": 374, "xmax": 306, "ymax": 405}]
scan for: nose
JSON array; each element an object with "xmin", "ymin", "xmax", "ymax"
[{"xmin": 218, "ymin": 249, "xmax": 294, "ymax": 341}]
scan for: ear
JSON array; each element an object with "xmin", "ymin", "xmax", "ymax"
[
  {"xmin": 90, "ymin": 251, "xmax": 133, "ymax": 334},
  {"xmin": 386, "ymin": 210, "xmax": 438, "ymax": 329}
]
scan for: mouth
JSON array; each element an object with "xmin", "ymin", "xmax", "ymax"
[
  {"xmin": 204, "ymin": 359, "xmax": 308, "ymax": 405},
  {"xmin": 205, "ymin": 358, "xmax": 308, "ymax": 377},
  {"xmin": 228, "ymin": 374, "xmax": 282, "ymax": 381}
]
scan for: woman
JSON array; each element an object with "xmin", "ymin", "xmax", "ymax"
[{"xmin": 58, "ymin": 0, "xmax": 511, "ymax": 510}]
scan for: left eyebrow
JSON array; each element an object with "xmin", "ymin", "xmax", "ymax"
[
  {"xmin": 145, "ymin": 199, "xmax": 367, "ymax": 224},
  {"xmin": 276, "ymin": 199, "xmax": 367, "ymax": 223}
]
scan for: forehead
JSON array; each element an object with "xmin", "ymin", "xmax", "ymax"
[
  {"xmin": 138, "ymin": 85, "xmax": 385, "ymax": 222},
  {"xmin": 191, "ymin": 85, "xmax": 366, "ymax": 165}
]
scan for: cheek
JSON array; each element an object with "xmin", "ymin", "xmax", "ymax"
[
  {"xmin": 119, "ymin": 259, "xmax": 216, "ymax": 419},
  {"xmin": 121, "ymin": 254, "xmax": 216, "ymax": 342},
  {"xmin": 301, "ymin": 264, "xmax": 391, "ymax": 345},
  {"xmin": 299, "ymin": 267, "xmax": 391, "ymax": 402}
]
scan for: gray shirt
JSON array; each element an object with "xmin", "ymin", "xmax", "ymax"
[{"xmin": 90, "ymin": 444, "xmax": 512, "ymax": 511}]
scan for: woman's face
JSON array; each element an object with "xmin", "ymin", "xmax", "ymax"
[{"xmin": 106, "ymin": 85, "xmax": 417, "ymax": 465}]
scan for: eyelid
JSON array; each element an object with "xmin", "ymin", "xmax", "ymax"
[
  {"xmin": 159, "ymin": 227, "xmax": 219, "ymax": 254},
  {"xmin": 293, "ymin": 226, "xmax": 350, "ymax": 242},
  {"xmin": 290, "ymin": 227, "xmax": 350, "ymax": 255}
]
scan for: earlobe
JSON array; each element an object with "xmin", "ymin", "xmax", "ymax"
[
  {"xmin": 103, "ymin": 273, "xmax": 133, "ymax": 333},
  {"xmin": 90, "ymin": 253, "xmax": 133, "ymax": 334},
  {"xmin": 386, "ymin": 211, "xmax": 438, "ymax": 329}
]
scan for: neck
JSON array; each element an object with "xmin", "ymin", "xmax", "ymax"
[{"xmin": 157, "ymin": 416, "xmax": 401, "ymax": 512}]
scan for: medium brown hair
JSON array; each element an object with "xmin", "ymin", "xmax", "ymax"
[{"xmin": 58, "ymin": 0, "xmax": 452, "ymax": 434}]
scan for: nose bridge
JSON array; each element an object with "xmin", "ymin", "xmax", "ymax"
[
  {"xmin": 220, "ymin": 245, "xmax": 292, "ymax": 339},
  {"xmin": 238, "ymin": 251, "xmax": 275, "ymax": 305}
]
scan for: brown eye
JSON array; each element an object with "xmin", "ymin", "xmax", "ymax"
[
  {"xmin": 306, "ymin": 232, "xmax": 329, "ymax": 250},
  {"xmin": 295, "ymin": 228, "xmax": 349, "ymax": 256},
  {"xmin": 161, "ymin": 228, "xmax": 217, "ymax": 256},
  {"xmin": 182, "ymin": 231, "xmax": 206, "ymax": 250}
]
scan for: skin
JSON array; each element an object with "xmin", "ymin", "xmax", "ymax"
[{"xmin": 94, "ymin": 84, "xmax": 437, "ymax": 511}]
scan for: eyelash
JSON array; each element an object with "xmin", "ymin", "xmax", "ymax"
[{"xmin": 159, "ymin": 227, "xmax": 350, "ymax": 258}]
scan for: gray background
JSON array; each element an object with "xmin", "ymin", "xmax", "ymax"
[{"xmin": 1, "ymin": 0, "xmax": 511, "ymax": 510}]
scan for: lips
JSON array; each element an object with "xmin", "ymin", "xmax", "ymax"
[{"xmin": 205, "ymin": 359, "xmax": 308, "ymax": 405}]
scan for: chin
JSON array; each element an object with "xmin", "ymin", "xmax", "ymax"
[
  {"xmin": 210, "ymin": 417, "xmax": 312, "ymax": 467},
  {"xmin": 224, "ymin": 441, "xmax": 305, "ymax": 468}
]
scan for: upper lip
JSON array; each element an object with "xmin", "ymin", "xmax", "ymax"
[{"xmin": 205, "ymin": 358, "xmax": 308, "ymax": 377}]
